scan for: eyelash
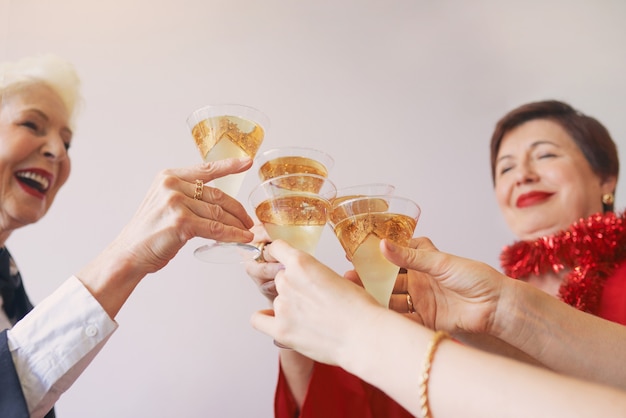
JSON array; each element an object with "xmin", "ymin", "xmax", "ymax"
[
  {"xmin": 22, "ymin": 121, "xmax": 39, "ymax": 131},
  {"xmin": 21, "ymin": 121, "xmax": 71, "ymax": 151},
  {"xmin": 499, "ymin": 167, "xmax": 511, "ymax": 175},
  {"xmin": 498, "ymin": 153, "xmax": 557, "ymax": 175}
]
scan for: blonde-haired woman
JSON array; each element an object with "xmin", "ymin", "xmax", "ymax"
[{"xmin": 0, "ymin": 54, "xmax": 255, "ymax": 418}]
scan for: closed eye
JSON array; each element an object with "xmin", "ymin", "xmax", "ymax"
[
  {"xmin": 497, "ymin": 163, "xmax": 514, "ymax": 176},
  {"xmin": 21, "ymin": 121, "xmax": 40, "ymax": 131}
]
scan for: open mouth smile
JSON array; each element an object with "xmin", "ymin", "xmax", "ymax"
[{"xmin": 15, "ymin": 169, "xmax": 52, "ymax": 195}]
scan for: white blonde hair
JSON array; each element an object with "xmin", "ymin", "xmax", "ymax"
[{"xmin": 0, "ymin": 54, "xmax": 82, "ymax": 126}]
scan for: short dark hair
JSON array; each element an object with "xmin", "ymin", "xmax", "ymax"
[{"xmin": 489, "ymin": 100, "xmax": 619, "ymax": 211}]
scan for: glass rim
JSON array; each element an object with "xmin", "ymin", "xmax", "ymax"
[
  {"xmin": 186, "ymin": 103, "xmax": 270, "ymax": 131},
  {"xmin": 255, "ymin": 172, "xmax": 336, "ymax": 188},
  {"xmin": 331, "ymin": 194, "xmax": 421, "ymax": 217},
  {"xmin": 255, "ymin": 146, "xmax": 335, "ymax": 171},
  {"xmin": 249, "ymin": 172, "xmax": 337, "ymax": 206},
  {"xmin": 335, "ymin": 182, "xmax": 396, "ymax": 195}
]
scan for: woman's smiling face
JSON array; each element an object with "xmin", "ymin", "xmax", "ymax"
[
  {"xmin": 0, "ymin": 82, "xmax": 72, "ymax": 231},
  {"xmin": 494, "ymin": 118, "xmax": 615, "ymax": 241}
]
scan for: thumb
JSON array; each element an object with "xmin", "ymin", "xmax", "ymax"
[
  {"xmin": 381, "ymin": 238, "xmax": 443, "ymax": 277},
  {"xmin": 200, "ymin": 157, "xmax": 253, "ymax": 183},
  {"xmin": 250, "ymin": 308, "xmax": 277, "ymax": 337}
]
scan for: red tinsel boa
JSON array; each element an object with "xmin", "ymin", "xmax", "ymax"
[{"xmin": 500, "ymin": 210, "xmax": 626, "ymax": 314}]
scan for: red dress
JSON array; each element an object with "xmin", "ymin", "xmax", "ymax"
[
  {"xmin": 275, "ymin": 361, "xmax": 412, "ymax": 418},
  {"xmin": 597, "ymin": 261, "xmax": 626, "ymax": 324}
]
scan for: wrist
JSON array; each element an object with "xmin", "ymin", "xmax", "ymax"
[
  {"xmin": 492, "ymin": 278, "xmax": 548, "ymax": 353},
  {"xmin": 335, "ymin": 303, "xmax": 388, "ymax": 374},
  {"xmin": 76, "ymin": 241, "xmax": 146, "ymax": 318}
]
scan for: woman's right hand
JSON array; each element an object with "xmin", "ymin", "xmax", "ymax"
[
  {"xmin": 251, "ymin": 240, "xmax": 384, "ymax": 365},
  {"xmin": 77, "ymin": 157, "xmax": 255, "ymax": 317},
  {"xmin": 381, "ymin": 237, "xmax": 510, "ymax": 336},
  {"xmin": 110, "ymin": 158, "xmax": 255, "ymax": 273}
]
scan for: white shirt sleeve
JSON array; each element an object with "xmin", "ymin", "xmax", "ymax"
[{"xmin": 6, "ymin": 276, "xmax": 118, "ymax": 418}]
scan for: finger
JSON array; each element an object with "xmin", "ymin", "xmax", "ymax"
[
  {"xmin": 245, "ymin": 258, "xmax": 284, "ymax": 283},
  {"xmin": 250, "ymin": 223, "xmax": 272, "ymax": 242},
  {"xmin": 192, "ymin": 186, "xmax": 254, "ymax": 229},
  {"xmin": 408, "ymin": 236, "xmax": 439, "ymax": 251},
  {"xmin": 382, "ymin": 238, "xmax": 444, "ymax": 276},
  {"xmin": 175, "ymin": 157, "xmax": 254, "ymax": 184},
  {"xmin": 343, "ymin": 270, "xmax": 364, "ymax": 287},
  {"xmin": 250, "ymin": 309, "xmax": 277, "ymax": 339},
  {"xmin": 189, "ymin": 218, "xmax": 254, "ymax": 243},
  {"xmin": 389, "ymin": 292, "xmax": 412, "ymax": 313},
  {"xmin": 258, "ymin": 242, "xmax": 277, "ymax": 263},
  {"xmin": 259, "ymin": 280, "xmax": 278, "ymax": 301},
  {"xmin": 265, "ymin": 239, "xmax": 307, "ymax": 267},
  {"xmin": 391, "ymin": 273, "xmax": 409, "ymax": 294}
]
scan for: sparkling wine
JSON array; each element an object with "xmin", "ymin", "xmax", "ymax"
[
  {"xmin": 259, "ymin": 156, "xmax": 329, "ymax": 181},
  {"xmin": 264, "ymin": 224, "xmax": 326, "ymax": 255},
  {"xmin": 191, "ymin": 115, "xmax": 264, "ymax": 196},
  {"xmin": 330, "ymin": 197, "xmax": 390, "ymax": 224},
  {"xmin": 333, "ymin": 213, "xmax": 416, "ymax": 307},
  {"xmin": 255, "ymin": 195, "xmax": 330, "ymax": 255}
]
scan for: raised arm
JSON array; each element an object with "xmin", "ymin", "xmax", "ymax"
[
  {"xmin": 77, "ymin": 158, "xmax": 254, "ymax": 318},
  {"xmin": 381, "ymin": 237, "xmax": 626, "ymax": 390},
  {"xmin": 250, "ymin": 240, "xmax": 626, "ymax": 417},
  {"xmin": 244, "ymin": 227, "xmax": 314, "ymax": 411},
  {"xmin": 8, "ymin": 158, "xmax": 255, "ymax": 417}
]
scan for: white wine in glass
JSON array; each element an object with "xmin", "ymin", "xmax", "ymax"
[
  {"xmin": 256, "ymin": 146, "xmax": 334, "ymax": 181},
  {"xmin": 187, "ymin": 104, "xmax": 269, "ymax": 197},
  {"xmin": 249, "ymin": 173, "xmax": 336, "ymax": 256},
  {"xmin": 186, "ymin": 104, "xmax": 269, "ymax": 263},
  {"xmin": 330, "ymin": 195, "xmax": 421, "ymax": 307}
]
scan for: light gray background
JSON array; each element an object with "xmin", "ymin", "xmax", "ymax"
[{"xmin": 1, "ymin": 1, "xmax": 626, "ymax": 417}]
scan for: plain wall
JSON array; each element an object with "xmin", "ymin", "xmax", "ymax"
[{"xmin": 2, "ymin": 0, "xmax": 626, "ymax": 416}]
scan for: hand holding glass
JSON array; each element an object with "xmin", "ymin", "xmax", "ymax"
[
  {"xmin": 186, "ymin": 104, "xmax": 269, "ymax": 263},
  {"xmin": 329, "ymin": 195, "xmax": 421, "ymax": 307}
]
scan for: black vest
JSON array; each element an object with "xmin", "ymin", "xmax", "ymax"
[{"xmin": 0, "ymin": 247, "xmax": 55, "ymax": 417}]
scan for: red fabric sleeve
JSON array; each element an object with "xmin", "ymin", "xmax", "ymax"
[{"xmin": 275, "ymin": 360, "xmax": 300, "ymax": 418}]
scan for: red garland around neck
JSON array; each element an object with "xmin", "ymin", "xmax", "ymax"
[{"xmin": 500, "ymin": 210, "xmax": 626, "ymax": 314}]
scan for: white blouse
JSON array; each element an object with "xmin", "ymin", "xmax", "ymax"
[{"xmin": 5, "ymin": 276, "xmax": 118, "ymax": 418}]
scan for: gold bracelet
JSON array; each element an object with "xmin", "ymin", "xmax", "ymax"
[{"xmin": 419, "ymin": 330, "xmax": 450, "ymax": 418}]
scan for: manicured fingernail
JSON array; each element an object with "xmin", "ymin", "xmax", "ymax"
[{"xmin": 384, "ymin": 239, "xmax": 398, "ymax": 252}]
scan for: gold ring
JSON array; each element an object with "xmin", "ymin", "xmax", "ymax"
[
  {"xmin": 193, "ymin": 179, "xmax": 203, "ymax": 200},
  {"xmin": 256, "ymin": 242, "xmax": 267, "ymax": 263},
  {"xmin": 255, "ymin": 242, "xmax": 269, "ymax": 263},
  {"xmin": 407, "ymin": 293, "xmax": 415, "ymax": 314}
]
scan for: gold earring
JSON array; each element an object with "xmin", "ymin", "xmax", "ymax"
[{"xmin": 602, "ymin": 193, "xmax": 615, "ymax": 205}]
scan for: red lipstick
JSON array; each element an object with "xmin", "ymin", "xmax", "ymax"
[
  {"xmin": 14, "ymin": 168, "xmax": 53, "ymax": 200},
  {"xmin": 516, "ymin": 191, "xmax": 553, "ymax": 208}
]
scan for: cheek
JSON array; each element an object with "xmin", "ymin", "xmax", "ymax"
[
  {"xmin": 493, "ymin": 179, "xmax": 511, "ymax": 207},
  {"xmin": 537, "ymin": 159, "xmax": 581, "ymax": 186},
  {"xmin": 56, "ymin": 161, "xmax": 72, "ymax": 190}
]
